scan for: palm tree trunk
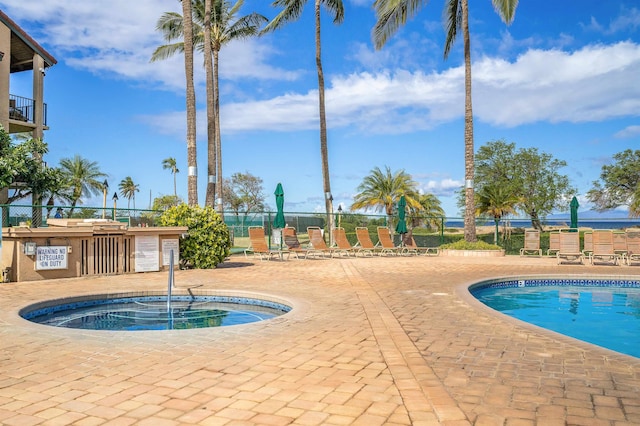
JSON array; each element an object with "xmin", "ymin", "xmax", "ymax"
[
  {"xmin": 462, "ymin": 0, "xmax": 477, "ymax": 242},
  {"xmin": 214, "ymin": 49, "xmax": 224, "ymax": 219},
  {"xmin": 315, "ymin": 0, "xmax": 334, "ymax": 245},
  {"xmin": 182, "ymin": 0, "xmax": 198, "ymax": 206},
  {"xmin": 204, "ymin": 0, "xmax": 216, "ymax": 208},
  {"xmin": 173, "ymin": 172, "xmax": 177, "ymax": 198}
]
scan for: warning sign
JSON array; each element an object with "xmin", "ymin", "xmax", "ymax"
[{"xmin": 35, "ymin": 246, "xmax": 68, "ymax": 270}]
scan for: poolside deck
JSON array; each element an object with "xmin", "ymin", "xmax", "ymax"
[{"xmin": 0, "ymin": 255, "xmax": 639, "ymax": 425}]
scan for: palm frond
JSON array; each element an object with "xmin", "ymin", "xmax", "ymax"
[
  {"xmin": 150, "ymin": 43, "xmax": 185, "ymax": 62},
  {"xmin": 443, "ymin": 0, "xmax": 461, "ymax": 59},
  {"xmin": 262, "ymin": 0, "xmax": 307, "ymax": 33},
  {"xmin": 323, "ymin": 0, "xmax": 345, "ymax": 24},
  {"xmin": 492, "ymin": 0, "xmax": 518, "ymax": 24},
  {"xmin": 372, "ymin": 0, "xmax": 427, "ymax": 50}
]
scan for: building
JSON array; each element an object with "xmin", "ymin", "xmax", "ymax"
[
  {"xmin": 0, "ymin": 10, "xmax": 57, "ymax": 207},
  {"xmin": 0, "ymin": 10, "xmax": 56, "ymax": 138}
]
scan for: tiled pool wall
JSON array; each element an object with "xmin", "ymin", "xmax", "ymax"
[
  {"xmin": 20, "ymin": 292, "xmax": 292, "ymax": 320},
  {"xmin": 469, "ymin": 277, "xmax": 640, "ymax": 295}
]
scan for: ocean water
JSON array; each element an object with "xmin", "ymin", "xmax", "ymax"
[{"xmin": 446, "ymin": 219, "xmax": 640, "ymax": 230}]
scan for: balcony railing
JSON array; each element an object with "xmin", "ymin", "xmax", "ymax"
[{"xmin": 9, "ymin": 94, "xmax": 47, "ymax": 126}]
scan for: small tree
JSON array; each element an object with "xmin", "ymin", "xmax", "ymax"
[
  {"xmin": 161, "ymin": 158, "xmax": 180, "ymax": 197},
  {"xmin": 475, "ymin": 184, "xmax": 519, "ymax": 245},
  {"xmin": 119, "ymin": 176, "xmax": 140, "ymax": 212},
  {"xmin": 350, "ymin": 166, "xmax": 421, "ymax": 227},
  {"xmin": 474, "ymin": 140, "xmax": 575, "ymax": 230},
  {"xmin": 0, "ymin": 127, "xmax": 61, "ymax": 204},
  {"xmin": 159, "ymin": 204, "xmax": 231, "ymax": 269},
  {"xmin": 587, "ymin": 149, "xmax": 640, "ymax": 217},
  {"xmin": 222, "ymin": 172, "xmax": 266, "ymax": 217}
]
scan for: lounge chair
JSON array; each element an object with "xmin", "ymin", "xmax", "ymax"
[
  {"xmin": 582, "ymin": 230, "xmax": 593, "ymax": 257},
  {"xmin": 331, "ymin": 227, "xmax": 355, "ymax": 257},
  {"xmin": 307, "ymin": 226, "xmax": 333, "ymax": 258},
  {"xmin": 401, "ymin": 233, "xmax": 439, "ymax": 256},
  {"xmin": 589, "ymin": 230, "xmax": 619, "ymax": 265},
  {"xmin": 376, "ymin": 227, "xmax": 400, "ymax": 256},
  {"xmin": 625, "ymin": 229, "xmax": 640, "ymax": 266},
  {"xmin": 354, "ymin": 227, "xmax": 379, "ymax": 257},
  {"xmin": 547, "ymin": 230, "xmax": 561, "ymax": 256},
  {"xmin": 520, "ymin": 229, "xmax": 542, "ymax": 257},
  {"xmin": 557, "ymin": 231, "xmax": 583, "ymax": 265},
  {"xmin": 283, "ymin": 227, "xmax": 311, "ymax": 259},
  {"xmin": 613, "ymin": 231, "xmax": 627, "ymax": 257},
  {"xmin": 244, "ymin": 226, "xmax": 288, "ymax": 261}
]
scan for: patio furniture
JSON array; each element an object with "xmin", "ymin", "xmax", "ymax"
[
  {"xmin": 582, "ymin": 230, "xmax": 593, "ymax": 257},
  {"xmin": 244, "ymin": 226, "xmax": 288, "ymax": 261},
  {"xmin": 307, "ymin": 226, "xmax": 334, "ymax": 258},
  {"xmin": 557, "ymin": 231, "xmax": 583, "ymax": 265},
  {"xmin": 401, "ymin": 233, "xmax": 439, "ymax": 256},
  {"xmin": 283, "ymin": 227, "xmax": 311, "ymax": 259},
  {"xmin": 331, "ymin": 227, "xmax": 356, "ymax": 257},
  {"xmin": 354, "ymin": 227, "xmax": 379, "ymax": 257},
  {"xmin": 625, "ymin": 229, "xmax": 640, "ymax": 266},
  {"xmin": 376, "ymin": 227, "xmax": 400, "ymax": 256},
  {"xmin": 520, "ymin": 229, "xmax": 542, "ymax": 257},
  {"xmin": 547, "ymin": 231, "xmax": 561, "ymax": 256},
  {"xmin": 589, "ymin": 230, "xmax": 619, "ymax": 265}
]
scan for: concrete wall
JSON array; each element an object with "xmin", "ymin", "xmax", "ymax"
[{"xmin": 2, "ymin": 225, "xmax": 187, "ymax": 282}]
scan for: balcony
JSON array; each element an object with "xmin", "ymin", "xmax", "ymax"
[{"xmin": 9, "ymin": 94, "xmax": 48, "ymax": 133}]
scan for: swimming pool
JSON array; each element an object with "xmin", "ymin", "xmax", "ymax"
[
  {"xmin": 470, "ymin": 278, "xmax": 640, "ymax": 358},
  {"xmin": 20, "ymin": 293, "xmax": 292, "ymax": 331}
]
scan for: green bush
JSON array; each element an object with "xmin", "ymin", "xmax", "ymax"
[
  {"xmin": 440, "ymin": 239, "xmax": 502, "ymax": 250},
  {"xmin": 159, "ymin": 204, "xmax": 231, "ymax": 269}
]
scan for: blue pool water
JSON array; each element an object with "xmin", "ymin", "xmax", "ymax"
[
  {"xmin": 471, "ymin": 279, "xmax": 640, "ymax": 358},
  {"xmin": 21, "ymin": 294, "xmax": 291, "ymax": 331}
]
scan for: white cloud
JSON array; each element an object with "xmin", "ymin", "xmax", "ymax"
[
  {"xmin": 614, "ymin": 125, "xmax": 640, "ymax": 139},
  {"xmin": 141, "ymin": 41, "xmax": 640, "ymax": 136},
  {"xmin": 585, "ymin": 7, "xmax": 640, "ymax": 35},
  {"xmin": 419, "ymin": 178, "xmax": 463, "ymax": 197},
  {"xmin": 0, "ymin": 0, "xmax": 298, "ymax": 92}
]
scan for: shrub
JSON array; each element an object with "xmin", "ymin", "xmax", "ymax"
[
  {"xmin": 440, "ymin": 240, "xmax": 502, "ymax": 250},
  {"xmin": 159, "ymin": 204, "xmax": 231, "ymax": 269}
]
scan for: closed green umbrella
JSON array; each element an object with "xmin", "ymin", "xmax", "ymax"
[
  {"xmin": 395, "ymin": 195, "xmax": 408, "ymax": 235},
  {"xmin": 570, "ymin": 196, "xmax": 579, "ymax": 231},
  {"xmin": 273, "ymin": 183, "xmax": 286, "ymax": 229}
]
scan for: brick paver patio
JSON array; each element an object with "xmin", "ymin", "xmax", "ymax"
[{"xmin": 0, "ymin": 255, "xmax": 639, "ymax": 425}]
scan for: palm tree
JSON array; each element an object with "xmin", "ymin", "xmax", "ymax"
[
  {"xmin": 119, "ymin": 176, "xmax": 140, "ymax": 214},
  {"xmin": 59, "ymin": 155, "xmax": 107, "ymax": 217},
  {"xmin": 162, "ymin": 157, "xmax": 180, "ymax": 197},
  {"xmin": 475, "ymin": 184, "xmax": 519, "ymax": 245},
  {"xmin": 152, "ymin": 0, "xmax": 266, "ymax": 211},
  {"xmin": 350, "ymin": 166, "xmax": 421, "ymax": 226},
  {"xmin": 262, "ymin": 0, "xmax": 344, "ymax": 244},
  {"xmin": 409, "ymin": 192, "xmax": 445, "ymax": 231},
  {"xmin": 152, "ymin": 0, "xmax": 198, "ymax": 205},
  {"xmin": 373, "ymin": 0, "xmax": 519, "ymax": 243}
]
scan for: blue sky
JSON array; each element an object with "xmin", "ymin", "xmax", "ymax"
[{"xmin": 2, "ymin": 0, "xmax": 639, "ymax": 217}]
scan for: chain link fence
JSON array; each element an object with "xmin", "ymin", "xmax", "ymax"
[{"xmin": 3, "ymin": 204, "xmax": 638, "ymax": 255}]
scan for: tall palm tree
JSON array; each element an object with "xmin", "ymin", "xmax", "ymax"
[
  {"xmin": 152, "ymin": 0, "xmax": 266, "ymax": 211},
  {"xmin": 350, "ymin": 166, "xmax": 421, "ymax": 226},
  {"xmin": 475, "ymin": 184, "xmax": 519, "ymax": 245},
  {"xmin": 373, "ymin": 0, "xmax": 519, "ymax": 242},
  {"xmin": 262, "ymin": 0, "xmax": 344, "ymax": 243},
  {"xmin": 162, "ymin": 157, "xmax": 180, "ymax": 197},
  {"xmin": 119, "ymin": 176, "xmax": 140, "ymax": 213},
  {"xmin": 59, "ymin": 155, "xmax": 107, "ymax": 217},
  {"xmin": 152, "ymin": 0, "xmax": 198, "ymax": 205}
]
